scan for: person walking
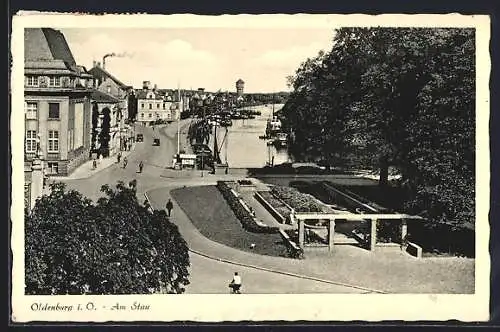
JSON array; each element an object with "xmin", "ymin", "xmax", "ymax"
[
  {"xmin": 165, "ymin": 199, "xmax": 174, "ymax": 217},
  {"xmin": 117, "ymin": 152, "xmax": 122, "ymax": 164},
  {"xmin": 228, "ymin": 272, "xmax": 242, "ymax": 294},
  {"xmin": 123, "ymin": 157, "xmax": 128, "ymax": 169},
  {"xmin": 138, "ymin": 161, "xmax": 144, "ymax": 173}
]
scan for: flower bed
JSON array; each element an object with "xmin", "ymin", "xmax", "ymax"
[
  {"xmin": 256, "ymin": 190, "xmax": 291, "ymax": 222},
  {"xmin": 216, "ymin": 181, "xmax": 279, "ymax": 234},
  {"xmin": 270, "ymin": 185, "xmax": 333, "ymax": 213}
]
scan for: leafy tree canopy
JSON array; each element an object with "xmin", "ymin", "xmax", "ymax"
[
  {"xmin": 25, "ymin": 181, "xmax": 190, "ymax": 295},
  {"xmin": 282, "ymin": 27, "xmax": 475, "ymax": 229}
]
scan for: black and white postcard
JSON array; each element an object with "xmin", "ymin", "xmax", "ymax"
[{"xmin": 10, "ymin": 12, "xmax": 491, "ymax": 322}]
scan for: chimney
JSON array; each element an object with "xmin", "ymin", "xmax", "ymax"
[
  {"xmin": 93, "ymin": 60, "xmax": 97, "ymax": 68},
  {"xmin": 97, "ymin": 61, "xmax": 101, "ymax": 68},
  {"xmin": 153, "ymin": 84, "xmax": 157, "ymax": 91}
]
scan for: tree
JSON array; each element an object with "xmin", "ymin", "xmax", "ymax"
[
  {"xmin": 127, "ymin": 93, "xmax": 138, "ymax": 121},
  {"xmin": 90, "ymin": 102, "xmax": 99, "ymax": 154},
  {"xmin": 281, "ymin": 27, "xmax": 475, "ymax": 230},
  {"xmin": 25, "ymin": 181, "xmax": 190, "ymax": 295},
  {"xmin": 98, "ymin": 107, "xmax": 111, "ymax": 157}
]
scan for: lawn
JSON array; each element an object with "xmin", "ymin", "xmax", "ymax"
[{"xmin": 171, "ymin": 185, "xmax": 289, "ymax": 257}]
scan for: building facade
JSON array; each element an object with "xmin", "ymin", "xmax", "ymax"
[
  {"xmin": 88, "ymin": 64, "xmax": 134, "ymax": 155},
  {"xmin": 24, "ymin": 28, "xmax": 93, "ymax": 175},
  {"xmin": 24, "ymin": 28, "xmax": 93, "ymax": 208},
  {"xmin": 136, "ymin": 82, "xmax": 181, "ymax": 124}
]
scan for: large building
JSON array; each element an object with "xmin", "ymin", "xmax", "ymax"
[
  {"xmin": 24, "ymin": 29, "xmax": 94, "ymax": 175},
  {"xmin": 24, "ymin": 28, "xmax": 94, "ymax": 208},
  {"xmin": 136, "ymin": 81, "xmax": 181, "ymax": 125}
]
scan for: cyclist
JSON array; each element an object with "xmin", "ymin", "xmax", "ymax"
[{"xmin": 228, "ymin": 272, "xmax": 242, "ymax": 294}]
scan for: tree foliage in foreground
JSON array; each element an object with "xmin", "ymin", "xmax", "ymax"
[
  {"xmin": 282, "ymin": 28, "xmax": 475, "ymax": 229},
  {"xmin": 25, "ymin": 182, "xmax": 190, "ymax": 295}
]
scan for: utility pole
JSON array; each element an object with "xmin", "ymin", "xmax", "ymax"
[
  {"xmin": 201, "ymin": 106, "xmax": 205, "ymax": 177},
  {"xmin": 177, "ymin": 81, "xmax": 181, "ymax": 155}
]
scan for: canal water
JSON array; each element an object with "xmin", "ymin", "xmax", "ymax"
[{"xmin": 209, "ymin": 104, "xmax": 292, "ymax": 168}]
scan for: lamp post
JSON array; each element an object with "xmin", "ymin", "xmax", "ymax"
[{"xmin": 29, "ymin": 134, "xmax": 45, "ymax": 209}]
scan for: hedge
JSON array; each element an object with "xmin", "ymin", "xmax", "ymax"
[{"xmin": 216, "ymin": 181, "xmax": 279, "ymax": 234}]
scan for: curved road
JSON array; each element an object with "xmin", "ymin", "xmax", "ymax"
[
  {"xmin": 60, "ymin": 121, "xmax": 369, "ymax": 294},
  {"xmin": 60, "ymin": 120, "xmax": 473, "ymax": 294}
]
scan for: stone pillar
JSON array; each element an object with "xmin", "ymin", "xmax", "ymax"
[
  {"xmin": 298, "ymin": 219, "xmax": 305, "ymax": 249},
  {"xmin": 328, "ymin": 219, "xmax": 335, "ymax": 251},
  {"xmin": 370, "ymin": 218, "xmax": 378, "ymax": 251},
  {"xmin": 30, "ymin": 159, "xmax": 44, "ymax": 210}
]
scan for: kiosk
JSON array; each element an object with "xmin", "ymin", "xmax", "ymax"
[{"xmin": 172, "ymin": 153, "xmax": 197, "ymax": 170}]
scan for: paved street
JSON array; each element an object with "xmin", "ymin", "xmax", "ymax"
[
  {"xmin": 57, "ymin": 120, "xmax": 475, "ymax": 294},
  {"xmin": 52, "ymin": 115, "xmax": 475, "ymax": 294},
  {"xmin": 58, "ymin": 120, "xmax": 374, "ymax": 294}
]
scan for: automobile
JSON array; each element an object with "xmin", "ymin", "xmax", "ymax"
[
  {"xmin": 153, "ymin": 138, "xmax": 160, "ymax": 146},
  {"xmin": 136, "ymin": 133, "xmax": 144, "ymax": 142}
]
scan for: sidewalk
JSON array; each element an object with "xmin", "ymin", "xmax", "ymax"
[{"xmin": 51, "ymin": 145, "xmax": 137, "ymax": 181}]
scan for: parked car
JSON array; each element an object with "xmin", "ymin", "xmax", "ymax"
[
  {"xmin": 136, "ymin": 133, "xmax": 144, "ymax": 142},
  {"xmin": 153, "ymin": 138, "xmax": 160, "ymax": 146}
]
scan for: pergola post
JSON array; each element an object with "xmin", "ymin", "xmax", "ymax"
[
  {"xmin": 328, "ymin": 219, "xmax": 335, "ymax": 251},
  {"xmin": 298, "ymin": 219, "xmax": 305, "ymax": 249},
  {"xmin": 370, "ymin": 218, "xmax": 378, "ymax": 251},
  {"xmin": 401, "ymin": 219, "xmax": 408, "ymax": 243}
]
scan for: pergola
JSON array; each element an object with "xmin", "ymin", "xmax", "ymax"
[{"xmin": 294, "ymin": 213, "xmax": 424, "ymax": 251}]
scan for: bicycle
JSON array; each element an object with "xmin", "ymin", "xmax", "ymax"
[{"xmin": 228, "ymin": 282, "xmax": 242, "ymax": 294}]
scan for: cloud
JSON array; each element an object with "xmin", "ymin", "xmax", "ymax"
[
  {"xmin": 253, "ymin": 42, "xmax": 327, "ymax": 70},
  {"xmin": 67, "ymin": 34, "xmax": 219, "ymax": 89}
]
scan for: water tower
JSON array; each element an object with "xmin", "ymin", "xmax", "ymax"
[{"xmin": 236, "ymin": 79, "xmax": 245, "ymax": 97}]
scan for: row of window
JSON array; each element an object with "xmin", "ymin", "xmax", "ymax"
[
  {"xmin": 139, "ymin": 112, "xmax": 176, "ymax": 119},
  {"xmin": 26, "ymin": 75, "xmax": 65, "ymax": 87},
  {"xmin": 25, "ymin": 75, "xmax": 89, "ymax": 88},
  {"xmin": 25, "ymin": 130, "xmax": 59, "ymax": 153},
  {"xmin": 140, "ymin": 103, "xmax": 178, "ymax": 110},
  {"xmin": 25, "ymin": 102, "xmax": 60, "ymax": 119}
]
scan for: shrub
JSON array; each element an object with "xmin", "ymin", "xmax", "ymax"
[{"xmin": 216, "ymin": 181, "xmax": 279, "ymax": 234}]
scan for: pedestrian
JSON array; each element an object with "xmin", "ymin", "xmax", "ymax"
[
  {"xmin": 92, "ymin": 159, "xmax": 97, "ymax": 170},
  {"xmin": 228, "ymin": 272, "xmax": 242, "ymax": 294},
  {"xmin": 166, "ymin": 199, "xmax": 173, "ymax": 217},
  {"xmin": 139, "ymin": 161, "xmax": 144, "ymax": 173},
  {"xmin": 117, "ymin": 152, "xmax": 122, "ymax": 164},
  {"xmin": 123, "ymin": 157, "xmax": 128, "ymax": 169}
]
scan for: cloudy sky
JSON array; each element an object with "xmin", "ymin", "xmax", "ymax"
[{"xmin": 61, "ymin": 28, "xmax": 335, "ymax": 93}]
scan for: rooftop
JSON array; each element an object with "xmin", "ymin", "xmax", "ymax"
[
  {"xmin": 88, "ymin": 66, "xmax": 131, "ymax": 90},
  {"xmin": 25, "ymin": 28, "xmax": 78, "ymax": 72},
  {"xmin": 91, "ymin": 89, "xmax": 121, "ymax": 103}
]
